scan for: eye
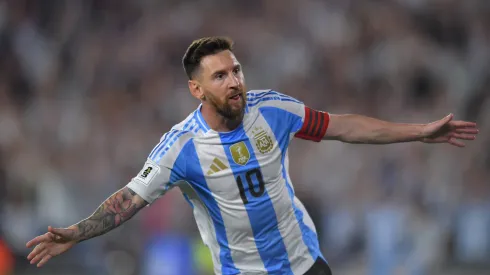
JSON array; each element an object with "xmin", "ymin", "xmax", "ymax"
[
  {"xmin": 215, "ymin": 73, "xmax": 224, "ymax": 80},
  {"xmin": 233, "ymin": 67, "xmax": 241, "ymax": 75}
]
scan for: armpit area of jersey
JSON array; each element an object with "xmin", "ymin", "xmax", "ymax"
[{"xmin": 294, "ymin": 106, "xmax": 330, "ymax": 142}]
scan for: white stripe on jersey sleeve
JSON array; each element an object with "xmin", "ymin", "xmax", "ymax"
[
  {"xmin": 127, "ymin": 158, "xmax": 171, "ymax": 204},
  {"xmin": 247, "ymin": 90, "xmax": 305, "ymax": 119},
  {"xmin": 127, "ymin": 132, "xmax": 194, "ymax": 205}
]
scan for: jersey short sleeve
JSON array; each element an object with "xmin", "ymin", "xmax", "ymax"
[
  {"xmin": 126, "ymin": 130, "xmax": 191, "ymax": 205},
  {"xmin": 126, "ymin": 158, "xmax": 173, "ymax": 204},
  {"xmin": 293, "ymin": 106, "xmax": 330, "ymax": 142},
  {"xmin": 247, "ymin": 90, "xmax": 306, "ymax": 134},
  {"xmin": 247, "ymin": 90, "xmax": 330, "ymax": 142}
]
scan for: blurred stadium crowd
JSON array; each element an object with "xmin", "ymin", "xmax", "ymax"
[{"xmin": 0, "ymin": 0, "xmax": 489, "ymax": 274}]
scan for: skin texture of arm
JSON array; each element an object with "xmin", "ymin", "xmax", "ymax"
[
  {"xmin": 26, "ymin": 186, "xmax": 148, "ymax": 267},
  {"xmin": 72, "ymin": 187, "xmax": 148, "ymax": 242},
  {"xmin": 324, "ymin": 113, "xmax": 478, "ymax": 147}
]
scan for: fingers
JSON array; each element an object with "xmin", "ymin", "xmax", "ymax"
[
  {"xmin": 450, "ymin": 133, "xmax": 477, "ymax": 140},
  {"xmin": 27, "ymin": 246, "xmax": 53, "ymax": 268},
  {"xmin": 444, "ymin": 113, "xmax": 454, "ymax": 122},
  {"xmin": 449, "ymin": 138, "xmax": 466, "ymax": 148},
  {"xmin": 26, "ymin": 233, "xmax": 52, "ymax": 248},
  {"xmin": 435, "ymin": 113, "xmax": 453, "ymax": 127},
  {"xmin": 27, "ymin": 243, "xmax": 45, "ymax": 261},
  {"xmin": 455, "ymin": 128, "xmax": 479, "ymax": 134},
  {"xmin": 37, "ymin": 254, "xmax": 52, "ymax": 268},
  {"xmin": 450, "ymin": 120, "xmax": 477, "ymax": 128},
  {"xmin": 30, "ymin": 249, "xmax": 49, "ymax": 265}
]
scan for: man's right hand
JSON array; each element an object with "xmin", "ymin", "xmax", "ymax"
[
  {"xmin": 26, "ymin": 226, "xmax": 78, "ymax": 267},
  {"xmin": 25, "ymin": 187, "xmax": 148, "ymax": 268}
]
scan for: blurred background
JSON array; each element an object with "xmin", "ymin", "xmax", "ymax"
[{"xmin": 0, "ymin": 0, "xmax": 489, "ymax": 274}]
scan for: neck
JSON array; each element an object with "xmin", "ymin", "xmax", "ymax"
[{"xmin": 201, "ymin": 103, "xmax": 243, "ymax": 132}]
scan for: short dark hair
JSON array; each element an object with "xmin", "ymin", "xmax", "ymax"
[{"xmin": 182, "ymin": 36, "xmax": 234, "ymax": 80}]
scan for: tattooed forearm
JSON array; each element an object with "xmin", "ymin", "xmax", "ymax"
[{"xmin": 73, "ymin": 187, "xmax": 147, "ymax": 242}]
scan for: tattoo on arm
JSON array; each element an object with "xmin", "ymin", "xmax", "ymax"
[{"xmin": 74, "ymin": 187, "xmax": 147, "ymax": 242}]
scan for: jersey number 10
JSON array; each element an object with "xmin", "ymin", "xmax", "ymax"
[{"xmin": 236, "ymin": 168, "xmax": 265, "ymax": 204}]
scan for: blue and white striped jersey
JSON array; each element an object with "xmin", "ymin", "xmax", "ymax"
[{"xmin": 127, "ymin": 90, "xmax": 327, "ymax": 275}]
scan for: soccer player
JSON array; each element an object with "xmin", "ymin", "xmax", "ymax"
[{"xmin": 26, "ymin": 37, "xmax": 478, "ymax": 275}]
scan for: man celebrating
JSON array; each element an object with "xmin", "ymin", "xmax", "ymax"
[{"xmin": 26, "ymin": 37, "xmax": 478, "ymax": 275}]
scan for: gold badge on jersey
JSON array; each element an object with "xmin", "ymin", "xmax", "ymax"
[
  {"xmin": 252, "ymin": 127, "xmax": 273, "ymax": 154},
  {"xmin": 230, "ymin": 141, "xmax": 250, "ymax": 166}
]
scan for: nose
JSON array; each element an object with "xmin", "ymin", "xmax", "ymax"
[{"xmin": 228, "ymin": 73, "xmax": 240, "ymax": 89}]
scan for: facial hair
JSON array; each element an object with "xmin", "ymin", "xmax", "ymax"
[{"xmin": 207, "ymin": 90, "xmax": 247, "ymax": 120}]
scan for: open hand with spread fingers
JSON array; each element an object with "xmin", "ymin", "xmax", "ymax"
[
  {"xmin": 26, "ymin": 226, "xmax": 78, "ymax": 267},
  {"xmin": 420, "ymin": 114, "xmax": 479, "ymax": 147}
]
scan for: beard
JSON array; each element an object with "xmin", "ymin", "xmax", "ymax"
[{"xmin": 206, "ymin": 90, "xmax": 247, "ymax": 120}]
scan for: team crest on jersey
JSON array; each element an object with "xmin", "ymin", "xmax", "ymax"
[
  {"xmin": 230, "ymin": 141, "xmax": 250, "ymax": 166},
  {"xmin": 252, "ymin": 127, "xmax": 273, "ymax": 154}
]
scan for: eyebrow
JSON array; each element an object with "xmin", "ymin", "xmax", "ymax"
[
  {"xmin": 211, "ymin": 64, "xmax": 241, "ymax": 77},
  {"xmin": 211, "ymin": 69, "xmax": 227, "ymax": 77}
]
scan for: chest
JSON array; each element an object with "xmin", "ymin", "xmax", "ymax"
[
  {"xmin": 197, "ymin": 128, "xmax": 282, "ymax": 177},
  {"xmin": 187, "ymin": 120, "xmax": 287, "ymax": 202}
]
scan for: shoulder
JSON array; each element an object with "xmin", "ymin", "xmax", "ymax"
[
  {"xmin": 246, "ymin": 89, "xmax": 303, "ymax": 106},
  {"xmin": 148, "ymin": 111, "xmax": 202, "ymax": 164},
  {"xmin": 246, "ymin": 89, "xmax": 304, "ymax": 116}
]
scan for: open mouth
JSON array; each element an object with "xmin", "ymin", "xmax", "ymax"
[{"xmin": 229, "ymin": 94, "xmax": 242, "ymax": 101}]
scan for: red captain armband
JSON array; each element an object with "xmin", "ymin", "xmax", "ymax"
[{"xmin": 294, "ymin": 106, "xmax": 330, "ymax": 142}]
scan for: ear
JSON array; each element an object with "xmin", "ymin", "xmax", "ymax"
[{"xmin": 188, "ymin": 80, "xmax": 205, "ymax": 101}]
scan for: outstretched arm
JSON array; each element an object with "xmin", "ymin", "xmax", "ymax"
[
  {"xmin": 70, "ymin": 186, "xmax": 147, "ymax": 241},
  {"xmin": 26, "ymin": 187, "xmax": 147, "ymax": 267},
  {"xmin": 324, "ymin": 113, "xmax": 478, "ymax": 147}
]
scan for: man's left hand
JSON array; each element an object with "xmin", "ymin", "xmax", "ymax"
[{"xmin": 421, "ymin": 114, "xmax": 479, "ymax": 147}]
